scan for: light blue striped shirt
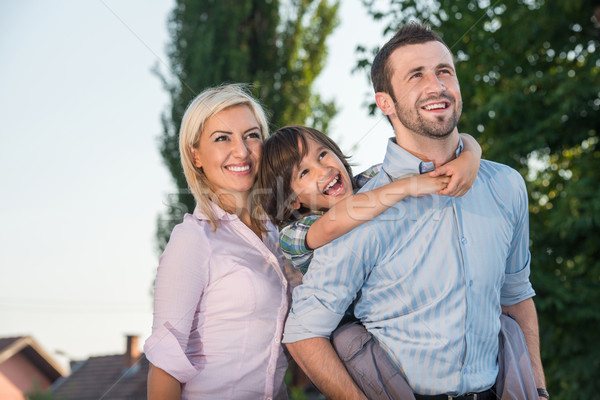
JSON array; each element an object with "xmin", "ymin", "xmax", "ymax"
[{"xmin": 282, "ymin": 138, "xmax": 535, "ymax": 396}]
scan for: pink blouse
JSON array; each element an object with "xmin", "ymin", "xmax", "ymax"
[{"xmin": 144, "ymin": 203, "xmax": 290, "ymax": 399}]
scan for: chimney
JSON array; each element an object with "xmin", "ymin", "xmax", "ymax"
[{"xmin": 124, "ymin": 335, "xmax": 140, "ymax": 368}]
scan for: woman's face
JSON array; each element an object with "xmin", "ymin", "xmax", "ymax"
[{"xmin": 193, "ymin": 105, "xmax": 263, "ymax": 203}]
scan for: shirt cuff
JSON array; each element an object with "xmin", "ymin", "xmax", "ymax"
[
  {"xmin": 143, "ymin": 323, "xmax": 199, "ymax": 383},
  {"xmin": 282, "ymin": 295, "xmax": 344, "ymax": 343},
  {"xmin": 501, "ymin": 264, "xmax": 536, "ymax": 306}
]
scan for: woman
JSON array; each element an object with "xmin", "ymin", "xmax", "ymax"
[{"xmin": 144, "ymin": 84, "xmax": 290, "ymax": 399}]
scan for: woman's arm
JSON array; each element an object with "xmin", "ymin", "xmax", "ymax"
[
  {"xmin": 431, "ymin": 133, "xmax": 482, "ymax": 197},
  {"xmin": 148, "ymin": 364, "xmax": 182, "ymax": 400},
  {"xmin": 305, "ymin": 173, "xmax": 449, "ymax": 250}
]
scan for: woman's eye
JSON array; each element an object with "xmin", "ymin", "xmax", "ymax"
[
  {"xmin": 214, "ymin": 135, "xmax": 228, "ymax": 142},
  {"xmin": 319, "ymin": 151, "xmax": 328, "ymax": 160},
  {"xmin": 247, "ymin": 131, "xmax": 261, "ymax": 139}
]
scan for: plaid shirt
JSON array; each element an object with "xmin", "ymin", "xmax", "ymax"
[{"xmin": 279, "ymin": 164, "xmax": 382, "ymax": 272}]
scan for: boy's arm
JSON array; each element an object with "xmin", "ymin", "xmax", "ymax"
[
  {"xmin": 431, "ymin": 133, "xmax": 482, "ymax": 197},
  {"xmin": 305, "ymin": 174, "xmax": 449, "ymax": 250}
]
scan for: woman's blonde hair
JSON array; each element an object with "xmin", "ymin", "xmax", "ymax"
[{"xmin": 179, "ymin": 83, "xmax": 269, "ymax": 231}]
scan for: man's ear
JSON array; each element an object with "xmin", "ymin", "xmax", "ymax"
[
  {"xmin": 375, "ymin": 92, "xmax": 396, "ymax": 117},
  {"xmin": 190, "ymin": 146, "xmax": 202, "ymax": 168}
]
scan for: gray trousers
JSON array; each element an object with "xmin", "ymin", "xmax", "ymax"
[{"xmin": 331, "ymin": 314, "xmax": 538, "ymax": 400}]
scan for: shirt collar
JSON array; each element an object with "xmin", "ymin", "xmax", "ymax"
[
  {"xmin": 193, "ymin": 201, "xmax": 234, "ymax": 221},
  {"xmin": 382, "ymin": 136, "xmax": 464, "ymax": 179}
]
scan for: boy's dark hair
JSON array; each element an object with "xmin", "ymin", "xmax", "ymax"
[
  {"xmin": 256, "ymin": 125, "xmax": 355, "ymax": 226},
  {"xmin": 371, "ymin": 22, "xmax": 450, "ymax": 100}
]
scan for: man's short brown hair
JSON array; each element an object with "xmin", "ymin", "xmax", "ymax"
[{"xmin": 371, "ymin": 23, "xmax": 451, "ymax": 98}]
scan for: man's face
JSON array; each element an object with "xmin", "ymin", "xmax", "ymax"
[{"xmin": 387, "ymin": 41, "xmax": 462, "ymax": 140}]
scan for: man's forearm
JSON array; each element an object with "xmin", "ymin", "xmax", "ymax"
[
  {"xmin": 502, "ymin": 298, "xmax": 546, "ymax": 390},
  {"xmin": 286, "ymin": 337, "xmax": 366, "ymax": 400}
]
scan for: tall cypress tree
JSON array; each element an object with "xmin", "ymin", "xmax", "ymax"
[{"xmin": 156, "ymin": 0, "xmax": 339, "ymax": 250}]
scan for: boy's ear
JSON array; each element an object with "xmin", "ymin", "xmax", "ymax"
[
  {"xmin": 290, "ymin": 197, "xmax": 301, "ymax": 210},
  {"xmin": 375, "ymin": 92, "xmax": 396, "ymax": 117}
]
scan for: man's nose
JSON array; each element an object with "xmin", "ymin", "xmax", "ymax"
[{"xmin": 424, "ymin": 72, "xmax": 446, "ymax": 93}]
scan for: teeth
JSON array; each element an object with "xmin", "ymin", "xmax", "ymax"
[
  {"xmin": 424, "ymin": 103, "xmax": 447, "ymax": 110},
  {"xmin": 227, "ymin": 165, "xmax": 250, "ymax": 172},
  {"xmin": 323, "ymin": 176, "xmax": 339, "ymax": 193}
]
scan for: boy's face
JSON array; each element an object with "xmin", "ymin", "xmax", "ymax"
[{"xmin": 290, "ymin": 136, "xmax": 353, "ymax": 212}]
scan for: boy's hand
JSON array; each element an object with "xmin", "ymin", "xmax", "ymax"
[
  {"xmin": 430, "ymin": 151, "xmax": 480, "ymax": 197},
  {"xmin": 409, "ymin": 174, "xmax": 450, "ymax": 197}
]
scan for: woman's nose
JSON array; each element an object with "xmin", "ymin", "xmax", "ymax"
[{"xmin": 231, "ymin": 137, "xmax": 250, "ymax": 158}]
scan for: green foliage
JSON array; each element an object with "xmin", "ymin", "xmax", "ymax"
[
  {"xmin": 358, "ymin": 1, "xmax": 600, "ymax": 397},
  {"xmin": 156, "ymin": 0, "xmax": 339, "ymax": 250}
]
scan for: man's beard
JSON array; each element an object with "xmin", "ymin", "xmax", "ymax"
[{"xmin": 394, "ymin": 94, "xmax": 462, "ymax": 140}]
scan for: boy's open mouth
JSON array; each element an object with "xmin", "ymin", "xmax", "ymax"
[{"xmin": 323, "ymin": 173, "xmax": 344, "ymax": 196}]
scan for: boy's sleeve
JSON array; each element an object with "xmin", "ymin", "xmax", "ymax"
[
  {"xmin": 279, "ymin": 215, "xmax": 320, "ymax": 273},
  {"xmin": 354, "ymin": 163, "xmax": 383, "ymax": 189}
]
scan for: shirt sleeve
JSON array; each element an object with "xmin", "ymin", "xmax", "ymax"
[
  {"xmin": 143, "ymin": 220, "xmax": 209, "ymax": 383},
  {"xmin": 354, "ymin": 163, "xmax": 383, "ymax": 188},
  {"xmin": 501, "ymin": 170, "xmax": 536, "ymax": 306},
  {"xmin": 279, "ymin": 215, "xmax": 320, "ymax": 273},
  {"xmin": 283, "ymin": 222, "xmax": 379, "ymax": 343}
]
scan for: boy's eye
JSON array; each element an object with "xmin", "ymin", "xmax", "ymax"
[
  {"xmin": 318, "ymin": 151, "xmax": 328, "ymax": 160},
  {"xmin": 299, "ymin": 169, "xmax": 309, "ymax": 179}
]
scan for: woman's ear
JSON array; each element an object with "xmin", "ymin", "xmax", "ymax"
[
  {"xmin": 190, "ymin": 146, "xmax": 202, "ymax": 168},
  {"xmin": 375, "ymin": 92, "xmax": 396, "ymax": 117}
]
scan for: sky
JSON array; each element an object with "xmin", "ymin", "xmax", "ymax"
[{"xmin": 0, "ymin": 0, "xmax": 392, "ymax": 371}]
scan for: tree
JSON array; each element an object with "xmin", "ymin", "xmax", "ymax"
[
  {"xmin": 357, "ymin": 1, "xmax": 600, "ymax": 397},
  {"xmin": 156, "ymin": 0, "xmax": 339, "ymax": 250}
]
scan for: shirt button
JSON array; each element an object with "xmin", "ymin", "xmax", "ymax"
[
  {"xmin": 268, "ymin": 367, "xmax": 275, "ymax": 374},
  {"xmin": 469, "ymin": 280, "xmax": 473, "ymax": 287},
  {"xmin": 282, "ymin": 279, "xmax": 288, "ymax": 286},
  {"xmin": 274, "ymin": 337, "xmax": 280, "ymax": 343},
  {"xmin": 267, "ymin": 398, "xmax": 273, "ymax": 400},
  {"xmin": 461, "ymin": 236, "xmax": 468, "ymax": 244}
]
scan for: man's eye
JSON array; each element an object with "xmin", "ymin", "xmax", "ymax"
[
  {"xmin": 439, "ymin": 69, "xmax": 451, "ymax": 75},
  {"xmin": 410, "ymin": 73, "xmax": 422, "ymax": 79}
]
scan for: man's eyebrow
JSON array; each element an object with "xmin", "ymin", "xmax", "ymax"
[
  {"xmin": 405, "ymin": 66, "xmax": 424, "ymax": 78},
  {"xmin": 437, "ymin": 63, "xmax": 455, "ymax": 70}
]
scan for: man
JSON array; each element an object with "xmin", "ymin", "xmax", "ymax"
[{"xmin": 283, "ymin": 23, "xmax": 547, "ymax": 399}]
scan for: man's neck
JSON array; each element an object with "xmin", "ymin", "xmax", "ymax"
[{"xmin": 393, "ymin": 127, "xmax": 460, "ymax": 167}]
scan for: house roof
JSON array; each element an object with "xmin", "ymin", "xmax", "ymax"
[
  {"xmin": 52, "ymin": 353, "xmax": 148, "ymax": 400},
  {"xmin": 0, "ymin": 336, "xmax": 66, "ymax": 381}
]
